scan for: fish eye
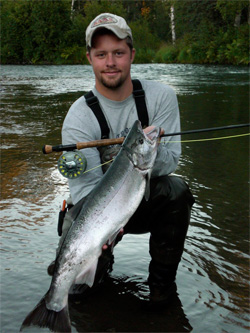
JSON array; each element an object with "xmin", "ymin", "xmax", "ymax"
[{"xmin": 139, "ymin": 139, "xmax": 144, "ymax": 144}]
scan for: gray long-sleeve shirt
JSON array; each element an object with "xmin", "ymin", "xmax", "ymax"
[{"xmin": 62, "ymin": 80, "xmax": 181, "ymax": 204}]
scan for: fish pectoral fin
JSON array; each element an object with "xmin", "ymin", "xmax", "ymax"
[
  {"xmin": 75, "ymin": 258, "xmax": 98, "ymax": 287},
  {"xmin": 108, "ymin": 228, "xmax": 123, "ymax": 248}
]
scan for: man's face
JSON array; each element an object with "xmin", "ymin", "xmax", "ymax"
[{"xmin": 87, "ymin": 33, "xmax": 135, "ymax": 91}]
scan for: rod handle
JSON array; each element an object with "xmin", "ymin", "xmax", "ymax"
[
  {"xmin": 42, "ymin": 145, "xmax": 53, "ymax": 154},
  {"xmin": 75, "ymin": 137, "xmax": 124, "ymax": 150},
  {"xmin": 42, "ymin": 138, "xmax": 124, "ymax": 154},
  {"xmin": 42, "ymin": 144, "xmax": 77, "ymax": 154}
]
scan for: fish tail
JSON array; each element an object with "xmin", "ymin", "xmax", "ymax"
[{"xmin": 20, "ymin": 292, "xmax": 71, "ymax": 332}]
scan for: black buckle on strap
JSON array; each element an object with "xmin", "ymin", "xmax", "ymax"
[
  {"xmin": 133, "ymin": 89, "xmax": 145, "ymax": 98},
  {"xmin": 86, "ymin": 95, "xmax": 99, "ymax": 107}
]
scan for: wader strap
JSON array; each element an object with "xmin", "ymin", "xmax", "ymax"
[
  {"xmin": 84, "ymin": 91, "xmax": 110, "ymax": 139},
  {"xmin": 132, "ymin": 79, "xmax": 149, "ymax": 128},
  {"xmin": 84, "ymin": 79, "xmax": 148, "ymax": 138}
]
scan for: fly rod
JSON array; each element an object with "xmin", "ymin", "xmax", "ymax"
[{"xmin": 43, "ymin": 123, "xmax": 250, "ymax": 154}]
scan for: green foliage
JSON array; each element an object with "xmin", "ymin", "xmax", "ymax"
[
  {"xmin": 60, "ymin": 45, "xmax": 87, "ymax": 65},
  {"xmin": 82, "ymin": 0, "xmax": 126, "ymax": 25},
  {"xmin": 153, "ymin": 0, "xmax": 249, "ymax": 65},
  {"xmin": 173, "ymin": 0, "xmax": 222, "ymax": 39},
  {"xmin": 140, "ymin": 0, "xmax": 172, "ymax": 42},
  {"xmin": 134, "ymin": 48, "xmax": 156, "ymax": 64},
  {"xmin": 0, "ymin": 0, "xmax": 249, "ymax": 65},
  {"xmin": 216, "ymin": 0, "xmax": 249, "ymax": 23},
  {"xmin": 130, "ymin": 19, "xmax": 160, "ymax": 51},
  {"xmin": 213, "ymin": 25, "xmax": 249, "ymax": 65},
  {"xmin": 1, "ymin": 0, "xmax": 32, "ymax": 63},
  {"xmin": 65, "ymin": 13, "xmax": 86, "ymax": 47},
  {"xmin": 1, "ymin": 0, "xmax": 73, "ymax": 64},
  {"xmin": 154, "ymin": 44, "xmax": 178, "ymax": 63}
]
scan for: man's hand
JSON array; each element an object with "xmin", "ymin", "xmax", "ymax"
[
  {"xmin": 144, "ymin": 126, "xmax": 164, "ymax": 136},
  {"xmin": 102, "ymin": 228, "xmax": 124, "ymax": 250}
]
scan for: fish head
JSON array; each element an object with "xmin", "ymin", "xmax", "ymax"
[{"xmin": 122, "ymin": 120, "xmax": 160, "ymax": 172}]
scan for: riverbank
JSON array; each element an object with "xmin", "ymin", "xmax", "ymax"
[{"xmin": 1, "ymin": 1, "xmax": 249, "ymax": 66}]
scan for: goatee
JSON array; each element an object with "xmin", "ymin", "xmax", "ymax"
[{"xmin": 101, "ymin": 76, "xmax": 124, "ymax": 90}]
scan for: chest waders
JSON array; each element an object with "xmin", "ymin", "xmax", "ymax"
[
  {"xmin": 54, "ymin": 80, "xmax": 195, "ymax": 305},
  {"xmin": 84, "ymin": 79, "xmax": 195, "ymax": 305}
]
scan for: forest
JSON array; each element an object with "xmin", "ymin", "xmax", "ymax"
[{"xmin": 1, "ymin": 0, "xmax": 249, "ymax": 65}]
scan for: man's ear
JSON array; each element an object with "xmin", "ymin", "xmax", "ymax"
[
  {"xmin": 131, "ymin": 48, "xmax": 136, "ymax": 63},
  {"xmin": 86, "ymin": 52, "xmax": 92, "ymax": 64}
]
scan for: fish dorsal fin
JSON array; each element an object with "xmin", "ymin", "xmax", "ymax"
[{"xmin": 75, "ymin": 258, "xmax": 98, "ymax": 287}]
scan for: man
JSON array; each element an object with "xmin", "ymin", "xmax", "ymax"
[{"xmin": 50, "ymin": 13, "xmax": 195, "ymax": 307}]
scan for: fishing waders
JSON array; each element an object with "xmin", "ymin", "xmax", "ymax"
[
  {"xmin": 48, "ymin": 79, "xmax": 195, "ymax": 303},
  {"xmin": 123, "ymin": 175, "xmax": 195, "ymax": 307}
]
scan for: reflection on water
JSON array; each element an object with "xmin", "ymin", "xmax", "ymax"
[
  {"xmin": 69, "ymin": 276, "xmax": 192, "ymax": 332},
  {"xmin": 0, "ymin": 64, "xmax": 249, "ymax": 332}
]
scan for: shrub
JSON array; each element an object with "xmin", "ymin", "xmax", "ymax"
[
  {"xmin": 134, "ymin": 48, "xmax": 155, "ymax": 64},
  {"xmin": 154, "ymin": 44, "xmax": 178, "ymax": 63}
]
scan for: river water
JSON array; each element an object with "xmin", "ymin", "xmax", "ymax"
[{"xmin": 0, "ymin": 64, "xmax": 249, "ymax": 332}]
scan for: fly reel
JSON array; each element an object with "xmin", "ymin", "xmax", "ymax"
[{"xmin": 57, "ymin": 151, "xmax": 87, "ymax": 179}]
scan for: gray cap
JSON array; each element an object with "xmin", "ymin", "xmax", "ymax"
[{"xmin": 86, "ymin": 13, "xmax": 133, "ymax": 48}]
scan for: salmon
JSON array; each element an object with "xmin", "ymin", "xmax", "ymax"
[{"xmin": 20, "ymin": 120, "xmax": 160, "ymax": 332}]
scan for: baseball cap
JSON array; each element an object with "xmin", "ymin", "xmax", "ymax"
[{"xmin": 86, "ymin": 13, "xmax": 133, "ymax": 48}]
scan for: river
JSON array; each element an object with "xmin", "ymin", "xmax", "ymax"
[{"xmin": 0, "ymin": 64, "xmax": 249, "ymax": 332}]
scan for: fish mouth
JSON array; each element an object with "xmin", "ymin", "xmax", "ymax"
[
  {"xmin": 136, "ymin": 122, "xmax": 161, "ymax": 146},
  {"xmin": 122, "ymin": 120, "xmax": 161, "ymax": 171},
  {"xmin": 122, "ymin": 120, "xmax": 160, "ymax": 155},
  {"xmin": 144, "ymin": 127, "xmax": 161, "ymax": 144}
]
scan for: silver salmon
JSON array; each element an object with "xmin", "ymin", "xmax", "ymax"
[{"xmin": 21, "ymin": 120, "xmax": 160, "ymax": 332}]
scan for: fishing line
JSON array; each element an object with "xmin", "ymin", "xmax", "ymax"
[
  {"xmin": 81, "ymin": 132, "xmax": 249, "ymax": 175},
  {"xmin": 160, "ymin": 132, "xmax": 250, "ymax": 144},
  {"xmin": 82, "ymin": 159, "xmax": 114, "ymax": 175},
  {"xmin": 160, "ymin": 123, "xmax": 250, "ymax": 138}
]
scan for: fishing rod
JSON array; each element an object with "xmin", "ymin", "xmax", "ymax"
[
  {"xmin": 45, "ymin": 122, "xmax": 249, "ymax": 179},
  {"xmin": 43, "ymin": 123, "xmax": 250, "ymax": 154}
]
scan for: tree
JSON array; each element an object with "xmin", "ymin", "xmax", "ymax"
[
  {"xmin": 216, "ymin": 0, "xmax": 249, "ymax": 27},
  {"xmin": 1, "ymin": 0, "xmax": 33, "ymax": 63},
  {"xmin": 83, "ymin": 0, "xmax": 126, "ymax": 23},
  {"xmin": 170, "ymin": 5, "xmax": 176, "ymax": 44}
]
